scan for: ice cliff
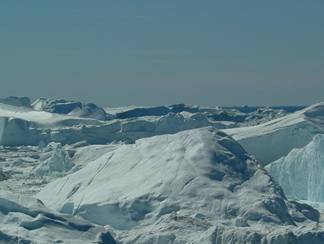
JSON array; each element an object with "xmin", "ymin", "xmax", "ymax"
[
  {"xmin": 224, "ymin": 102, "xmax": 324, "ymax": 164},
  {"xmin": 266, "ymin": 134, "xmax": 324, "ymax": 203}
]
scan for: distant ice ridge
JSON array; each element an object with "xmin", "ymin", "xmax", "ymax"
[
  {"xmin": 266, "ymin": 134, "xmax": 324, "ymax": 203},
  {"xmin": 224, "ymin": 102, "xmax": 324, "ymax": 164},
  {"xmin": 37, "ymin": 127, "xmax": 324, "ymax": 243},
  {"xmin": 0, "ymin": 96, "xmax": 31, "ymax": 107},
  {"xmin": 107, "ymin": 103, "xmax": 288, "ymax": 125},
  {"xmin": 0, "ymin": 103, "xmax": 226, "ymax": 146},
  {"xmin": 0, "ymin": 96, "xmax": 295, "ymax": 147},
  {"xmin": 32, "ymin": 97, "xmax": 113, "ymax": 120}
]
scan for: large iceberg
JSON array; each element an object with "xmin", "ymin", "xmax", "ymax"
[
  {"xmin": 37, "ymin": 127, "xmax": 324, "ymax": 243},
  {"xmin": 266, "ymin": 134, "xmax": 324, "ymax": 203}
]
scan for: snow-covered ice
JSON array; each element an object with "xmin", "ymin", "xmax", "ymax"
[
  {"xmin": 1, "ymin": 96, "xmax": 324, "ymax": 243},
  {"xmin": 37, "ymin": 127, "xmax": 324, "ymax": 243},
  {"xmin": 32, "ymin": 143, "xmax": 74, "ymax": 177},
  {"xmin": 0, "ymin": 193, "xmax": 116, "ymax": 243},
  {"xmin": 266, "ymin": 134, "xmax": 324, "ymax": 202}
]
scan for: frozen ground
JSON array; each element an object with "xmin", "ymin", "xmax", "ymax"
[{"xmin": 0, "ymin": 96, "xmax": 324, "ymax": 243}]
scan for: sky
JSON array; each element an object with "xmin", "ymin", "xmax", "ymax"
[{"xmin": 0, "ymin": 1, "xmax": 323, "ymax": 107}]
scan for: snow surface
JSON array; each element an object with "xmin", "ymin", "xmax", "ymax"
[
  {"xmin": 0, "ymin": 193, "xmax": 116, "ymax": 243},
  {"xmin": 37, "ymin": 127, "xmax": 324, "ymax": 243},
  {"xmin": 266, "ymin": 134, "xmax": 324, "ymax": 202},
  {"xmin": 224, "ymin": 102, "xmax": 324, "ymax": 164}
]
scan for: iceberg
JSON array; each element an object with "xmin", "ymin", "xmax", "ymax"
[
  {"xmin": 224, "ymin": 102, "xmax": 324, "ymax": 164},
  {"xmin": 37, "ymin": 127, "xmax": 324, "ymax": 243},
  {"xmin": 266, "ymin": 134, "xmax": 324, "ymax": 202}
]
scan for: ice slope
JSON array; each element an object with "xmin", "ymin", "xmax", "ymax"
[
  {"xmin": 0, "ymin": 193, "xmax": 116, "ymax": 244},
  {"xmin": 37, "ymin": 127, "xmax": 324, "ymax": 243},
  {"xmin": 265, "ymin": 134, "xmax": 324, "ymax": 202},
  {"xmin": 0, "ymin": 143, "xmax": 122, "ymax": 200},
  {"xmin": 224, "ymin": 102, "xmax": 324, "ymax": 164}
]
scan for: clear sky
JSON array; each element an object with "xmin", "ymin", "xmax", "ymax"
[{"xmin": 0, "ymin": 1, "xmax": 323, "ymax": 107}]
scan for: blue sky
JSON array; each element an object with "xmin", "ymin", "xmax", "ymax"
[{"xmin": 0, "ymin": 1, "xmax": 323, "ymax": 106}]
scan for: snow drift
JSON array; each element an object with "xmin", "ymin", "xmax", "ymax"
[{"xmin": 37, "ymin": 127, "xmax": 324, "ymax": 243}]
